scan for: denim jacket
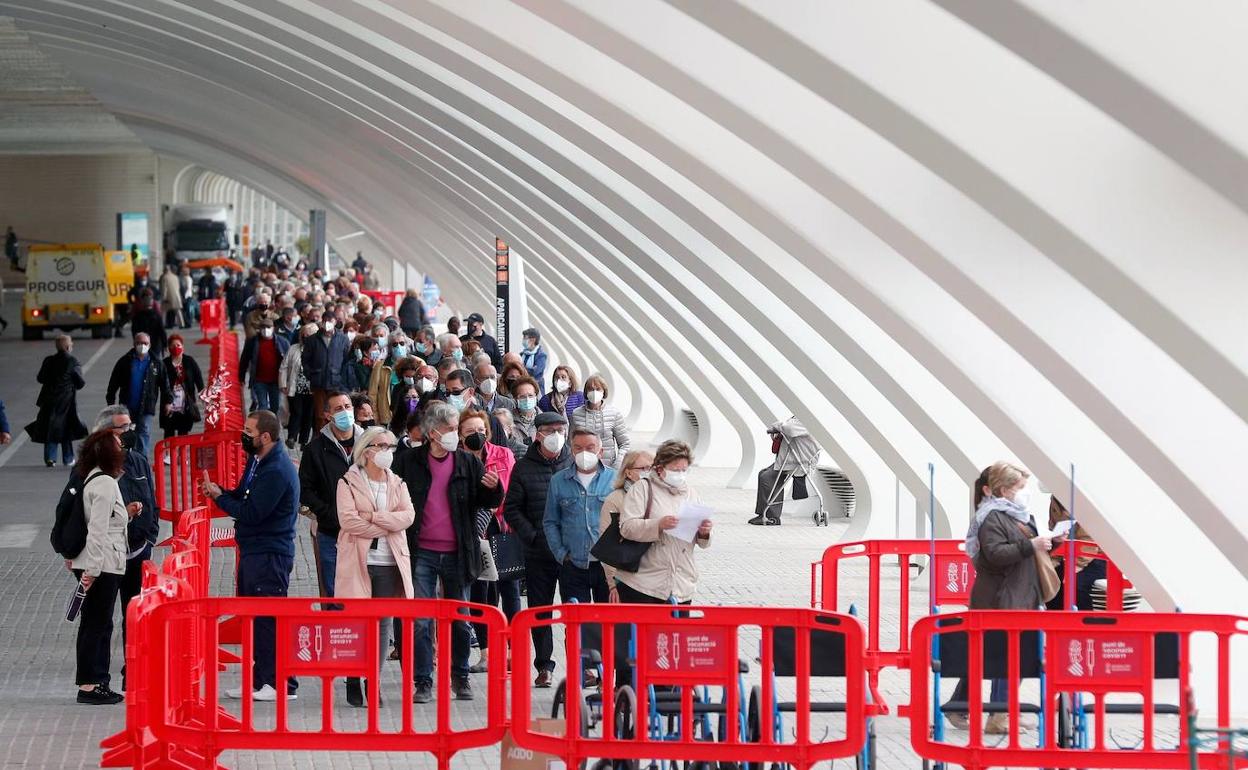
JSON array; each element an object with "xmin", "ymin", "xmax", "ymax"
[{"xmin": 542, "ymin": 463, "xmax": 617, "ymax": 568}]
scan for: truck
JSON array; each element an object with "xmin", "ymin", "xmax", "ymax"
[
  {"xmin": 164, "ymin": 203, "xmax": 235, "ymax": 265},
  {"xmin": 23, "ymin": 243, "xmax": 133, "ymax": 340}
]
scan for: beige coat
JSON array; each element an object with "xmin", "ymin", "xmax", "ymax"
[
  {"xmin": 367, "ymin": 363, "xmax": 394, "ymax": 425},
  {"xmin": 71, "ymin": 472, "xmax": 128, "ymax": 577},
  {"xmin": 160, "ymin": 271, "xmax": 183, "ymax": 311},
  {"xmin": 617, "ymin": 477, "xmax": 710, "ymax": 602},
  {"xmin": 334, "ymin": 465, "xmax": 415, "ymax": 599}
]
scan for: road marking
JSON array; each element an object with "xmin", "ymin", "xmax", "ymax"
[
  {"xmin": 0, "ymin": 336, "xmax": 116, "ymax": 468},
  {"xmin": 0, "ymin": 524, "xmax": 40, "ymax": 548}
]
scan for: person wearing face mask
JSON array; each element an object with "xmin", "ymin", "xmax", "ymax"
[
  {"xmin": 127, "ymin": 288, "xmax": 167, "ymax": 357},
  {"xmin": 344, "ymin": 335, "xmax": 379, "ymax": 394},
  {"xmin": 959, "ymin": 461, "xmax": 1058, "ymax": 735},
  {"xmin": 457, "ymin": 409, "xmax": 518, "ymax": 674},
  {"xmin": 445, "ymin": 370, "xmax": 508, "ymax": 447},
  {"xmin": 202, "ymin": 410, "xmax": 300, "ymax": 703},
  {"xmin": 367, "ymin": 342, "xmax": 404, "ymax": 429},
  {"xmin": 353, "ymin": 396, "xmax": 377, "ymax": 429},
  {"xmin": 334, "ymin": 427, "xmax": 415, "ymax": 708},
  {"xmin": 460, "ymin": 312, "xmax": 502, "ymax": 369},
  {"xmin": 616, "ymin": 440, "xmax": 713, "ymax": 607},
  {"xmin": 159, "ymin": 334, "xmax": 205, "ymax": 440},
  {"xmin": 301, "ymin": 312, "xmax": 350, "ymax": 430},
  {"xmin": 598, "ymin": 450, "xmax": 654, "ymax": 603},
  {"xmin": 498, "ymin": 361, "xmax": 526, "ymax": 400},
  {"xmin": 387, "ymin": 360, "xmax": 422, "ymax": 436},
  {"xmin": 508, "ymin": 376, "xmax": 542, "ymax": 456},
  {"xmin": 570, "ymin": 374, "xmax": 630, "ymax": 469},
  {"xmin": 538, "ymin": 366, "xmax": 585, "ymax": 421},
  {"xmin": 243, "ymin": 292, "xmax": 275, "ymax": 339},
  {"xmin": 502, "ymin": 411, "xmax": 572, "ymax": 688},
  {"xmin": 392, "ymin": 402, "xmax": 503, "ymax": 703},
  {"xmin": 239, "ymin": 320, "xmax": 290, "ymax": 414},
  {"xmin": 106, "ymin": 333, "xmax": 169, "ymax": 457},
  {"xmin": 279, "ymin": 324, "xmax": 317, "ymax": 450},
  {"xmin": 398, "ymin": 288, "xmax": 428, "ymax": 337},
  {"xmin": 438, "ymin": 333, "xmax": 464, "ymax": 368},
  {"xmin": 415, "ymin": 327, "xmax": 441, "ymax": 367},
  {"xmin": 520, "ymin": 328, "xmax": 547, "ymax": 396},
  {"xmin": 473, "ymin": 363, "xmax": 516, "ymax": 419},
  {"xmin": 395, "ymin": 411, "xmax": 424, "ymax": 458},
  {"xmin": 299, "ymin": 392, "xmax": 363, "ymax": 598},
  {"xmin": 29, "ymin": 334, "xmax": 88, "ymax": 467}
]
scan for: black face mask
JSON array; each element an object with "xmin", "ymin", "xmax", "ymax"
[
  {"xmin": 119, "ymin": 428, "xmax": 136, "ymax": 451},
  {"xmin": 464, "ymin": 431, "xmax": 487, "ymax": 452},
  {"xmin": 359, "ymin": 419, "xmax": 377, "ymax": 429},
  {"xmin": 241, "ymin": 432, "xmax": 259, "ymax": 455}
]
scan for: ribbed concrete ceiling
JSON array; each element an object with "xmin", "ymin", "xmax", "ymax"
[{"xmin": 2, "ymin": 1, "xmax": 1245, "ymax": 616}]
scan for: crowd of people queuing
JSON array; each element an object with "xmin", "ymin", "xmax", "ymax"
[
  {"xmin": 14, "ymin": 250, "xmax": 1095, "ymax": 736},
  {"xmin": 26, "ymin": 253, "xmax": 713, "ymax": 709}
]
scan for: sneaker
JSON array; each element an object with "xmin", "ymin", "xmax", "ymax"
[
  {"xmin": 583, "ymin": 669, "xmax": 601, "ymax": 689},
  {"xmin": 468, "ymin": 658, "xmax": 489, "ymax": 674},
  {"xmin": 77, "ymin": 684, "xmax": 123, "ymax": 705},
  {"xmin": 945, "ymin": 711, "xmax": 969, "ymax": 730},
  {"xmin": 534, "ymin": 670, "xmax": 553, "ymax": 689},
  {"xmin": 452, "ymin": 676, "xmax": 473, "ymax": 700},
  {"xmin": 226, "ymin": 684, "xmax": 293, "ymax": 702},
  {"xmin": 413, "ymin": 681, "xmax": 433, "ymax": 704}
]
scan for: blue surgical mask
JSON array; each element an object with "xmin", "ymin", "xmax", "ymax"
[
  {"xmin": 393, "ymin": 345, "xmax": 407, "ymax": 359},
  {"xmin": 332, "ymin": 411, "xmax": 354, "ymax": 432},
  {"xmin": 452, "ymin": 348, "xmax": 463, "ymax": 361},
  {"xmin": 517, "ymin": 396, "xmax": 537, "ymax": 412},
  {"xmin": 416, "ymin": 342, "xmax": 429, "ymax": 354},
  {"xmin": 448, "ymin": 394, "xmax": 466, "ymax": 412}
]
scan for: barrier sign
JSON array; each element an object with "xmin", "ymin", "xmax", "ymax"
[
  {"xmin": 1050, "ymin": 631, "xmax": 1146, "ymax": 685},
  {"xmin": 282, "ymin": 618, "xmax": 371, "ymax": 674},
  {"xmin": 933, "ymin": 553, "xmax": 974, "ymax": 603},
  {"xmin": 645, "ymin": 625, "xmax": 730, "ymax": 677}
]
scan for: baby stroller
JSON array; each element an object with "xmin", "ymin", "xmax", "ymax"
[{"xmin": 754, "ymin": 417, "xmax": 828, "ymax": 526}]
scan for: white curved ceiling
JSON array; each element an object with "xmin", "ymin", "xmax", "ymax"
[{"xmin": 4, "ymin": 0, "xmax": 1246, "ymax": 614}]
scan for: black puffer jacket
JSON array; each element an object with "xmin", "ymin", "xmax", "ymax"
[
  {"xmin": 395, "ymin": 444, "xmax": 503, "ymax": 585},
  {"xmin": 503, "ymin": 441, "xmax": 571, "ymax": 563}
]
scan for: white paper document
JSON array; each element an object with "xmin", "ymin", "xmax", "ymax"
[
  {"xmin": 670, "ymin": 502, "xmax": 714, "ymax": 543},
  {"xmin": 1043, "ymin": 519, "xmax": 1074, "ymax": 539}
]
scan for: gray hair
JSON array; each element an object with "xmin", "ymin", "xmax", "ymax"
[
  {"xmin": 94, "ymin": 405, "xmax": 131, "ymax": 432},
  {"xmin": 54, "ymin": 333, "xmax": 72, "ymax": 351},
  {"xmin": 352, "ymin": 426, "xmax": 395, "ymax": 467},
  {"xmin": 421, "ymin": 401, "xmax": 459, "ymax": 435},
  {"xmin": 470, "ymin": 352, "xmax": 491, "ymax": 369}
]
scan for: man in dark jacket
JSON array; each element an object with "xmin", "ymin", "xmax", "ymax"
[
  {"xmin": 394, "ymin": 401, "xmax": 503, "ymax": 703},
  {"xmin": 302, "ymin": 311, "xmax": 350, "ymax": 430},
  {"xmin": 397, "ymin": 289, "xmax": 427, "ymax": 336},
  {"xmin": 239, "ymin": 319, "xmax": 290, "ymax": 413},
  {"xmin": 298, "ymin": 391, "xmax": 361, "ymax": 597},
  {"xmin": 502, "ymin": 411, "xmax": 571, "ymax": 688},
  {"xmin": 460, "ymin": 312, "xmax": 502, "ymax": 369},
  {"xmin": 203, "ymin": 409, "xmax": 299, "ymax": 702},
  {"xmin": 91, "ymin": 406, "xmax": 159, "ymax": 690},
  {"xmin": 128, "ymin": 289, "xmax": 168, "ymax": 358},
  {"xmin": 225, "ymin": 273, "xmax": 246, "ymax": 329},
  {"xmin": 105, "ymin": 333, "xmax": 170, "ymax": 456}
]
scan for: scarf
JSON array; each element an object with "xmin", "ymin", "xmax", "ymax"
[{"xmin": 965, "ymin": 495, "xmax": 1031, "ymax": 560}]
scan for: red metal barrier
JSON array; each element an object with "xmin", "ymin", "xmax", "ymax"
[
  {"xmin": 153, "ymin": 433, "xmax": 245, "ymax": 530},
  {"xmin": 198, "ymin": 299, "xmax": 224, "ymax": 342},
  {"xmin": 810, "ymin": 538, "xmax": 1132, "ymax": 712},
  {"xmin": 362, "ymin": 290, "xmax": 404, "ymax": 319},
  {"xmin": 139, "ymin": 597, "xmax": 507, "ymax": 769},
  {"xmin": 510, "ymin": 603, "xmax": 869, "ymax": 770},
  {"xmin": 909, "ymin": 610, "xmax": 1248, "ymax": 770}
]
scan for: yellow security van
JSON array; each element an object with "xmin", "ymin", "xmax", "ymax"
[{"xmin": 23, "ymin": 243, "xmax": 120, "ymax": 340}]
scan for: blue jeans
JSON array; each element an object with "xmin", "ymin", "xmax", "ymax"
[
  {"xmin": 251, "ymin": 382, "xmax": 280, "ymax": 413},
  {"xmin": 412, "ymin": 549, "xmax": 471, "ymax": 684},
  {"xmin": 315, "ymin": 531, "xmax": 338, "ymax": 597},
  {"xmin": 43, "ymin": 440, "xmax": 74, "ymax": 465},
  {"xmin": 133, "ymin": 414, "xmax": 151, "ymax": 457}
]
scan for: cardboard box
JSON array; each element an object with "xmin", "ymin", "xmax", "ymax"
[{"xmin": 501, "ymin": 718, "xmax": 566, "ymax": 770}]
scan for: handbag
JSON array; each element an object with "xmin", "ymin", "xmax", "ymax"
[
  {"xmin": 489, "ymin": 531, "xmax": 526, "ymax": 581},
  {"xmin": 478, "ymin": 537, "xmax": 499, "ymax": 582},
  {"xmin": 1017, "ymin": 521, "xmax": 1061, "ymax": 603},
  {"xmin": 590, "ymin": 480, "xmax": 654, "ymax": 573}
]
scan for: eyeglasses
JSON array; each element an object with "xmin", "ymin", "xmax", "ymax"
[
  {"xmin": 447, "ymin": 388, "xmax": 469, "ymax": 396},
  {"xmin": 112, "ymin": 424, "xmax": 134, "ymax": 433},
  {"xmin": 629, "ymin": 465, "xmax": 651, "ymax": 472},
  {"xmin": 370, "ymin": 443, "xmax": 397, "ymax": 451}
]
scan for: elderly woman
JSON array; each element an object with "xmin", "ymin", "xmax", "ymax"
[
  {"xmin": 599, "ymin": 449, "xmax": 654, "ymax": 603},
  {"xmin": 279, "ymin": 323, "xmax": 318, "ymax": 450},
  {"xmin": 29, "ymin": 334, "xmax": 88, "ymax": 467},
  {"xmin": 335, "ymin": 426, "xmax": 415, "ymax": 707},
  {"xmin": 507, "ymin": 375, "xmax": 542, "ymax": 457},
  {"xmin": 538, "ymin": 365, "xmax": 584, "ymax": 421},
  {"xmin": 570, "ymin": 374, "xmax": 631, "ymax": 469},
  {"xmin": 70, "ymin": 429, "xmax": 141, "ymax": 705},
  {"xmin": 159, "ymin": 334, "xmax": 205, "ymax": 440}
]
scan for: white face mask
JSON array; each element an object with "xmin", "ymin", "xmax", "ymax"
[
  {"xmin": 478, "ymin": 378, "xmax": 497, "ymax": 395},
  {"xmin": 541, "ymin": 432, "xmax": 566, "ymax": 454},
  {"xmin": 586, "ymin": 389, "xmax": 604, "ymax": 405},
  {"xmin": 261, "ymin": 327, "xmax": 274, "ymax": 339},
  {"xmin": 372, "ymin": 449, "xmax": 394, "ymax": 470},
  {"xmin": 346, "ymin": 331, "xmax": 357, "ymax": 342},
  {"xmin": 135, "ymin": 344, "xmax": 150, "ymax": 356},
  {"xmin": 575, "ymin": 451, "xmax": 599, "ymax": 472},
  {"xmin": 663, "ymin": 469, "xmax": 688, "ymax": 488},
  {"xmin": 437, "ymin": 429, "xmax": 459, "ymax": 452},
  {"xmin": 554, "ymin": 379, "xmax": 570, "ymax": 394},
  {"xmin": 323, "ymin": 321, "xmax": 335, "ymax": 333},
  {"xmin": 417, "ymin": 378, "xmax": 435, "ymax": 394}
]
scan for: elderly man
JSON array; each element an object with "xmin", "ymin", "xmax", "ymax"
[
  {"xmin": 446, "ymin": 369, "xmax": 508, "ymax": 446},
  {"xmin": 472, "ymin": 362, "xmax": 515, "ymax": 419},
  {"xmin": 394, "ymin": 401, "xmax": 503, "ymax": 704},
  {"xmin": 204, "ymin": 410, "xmax": 300, "ymax": 702},
  {"xmin": 105, "ymin": 332, "xmax": 169, "ymax": 456},
  {"xmin": 438, "ymin": 333, "xmax": 464, "ymax": 368},
  {"xmin": 91, "ymin": 405, "xmax": 159, "ymax": 690}
]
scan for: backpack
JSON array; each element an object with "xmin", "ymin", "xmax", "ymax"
[{"xmin": 51, "ymin": 470, "xmax": 108, "ymax": 559}]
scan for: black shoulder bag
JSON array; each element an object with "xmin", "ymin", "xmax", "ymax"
[{"xmin": 590, "ymin": 479, "xmax": 654, "ymax": 573}]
